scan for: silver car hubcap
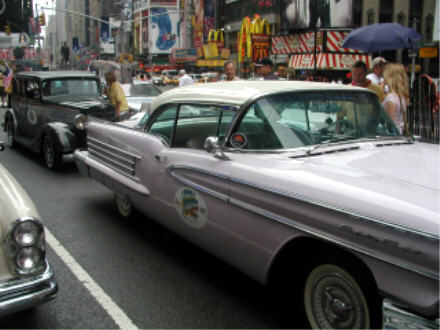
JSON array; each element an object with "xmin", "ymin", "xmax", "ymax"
[
  {"xmin": 115, "ymin": 194, "xmax": 132, "ymax": 217},
  {"xmin": 304, "ymin": 264, "xmax": 369, "ymax": 329}
]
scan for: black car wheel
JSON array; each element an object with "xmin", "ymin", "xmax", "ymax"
[
  {"xmin": 43, "ymin": 135, "xmax": 61, "ymax": 169},
  {"xmin": 6, "ymin": 119, "xmax": 15, "ymax": 148},
  {"xmin": 304, "ymin": 263, "xmax": 372, "ymax": 329}
]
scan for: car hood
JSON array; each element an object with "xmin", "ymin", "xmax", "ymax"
[
  {"xmin": 230, "ymin": 141, "xmax": 439, "ymax": 237},
  {"xmin": 46, "ymin": 95, "xmax": 109, "ymax": 110},
  {"xmin": 127, "ymin": 96, "xmax": 156, "ymax": 111}
]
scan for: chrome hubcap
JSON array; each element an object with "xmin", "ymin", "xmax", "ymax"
[
  {"xmin": 116, "ymin": 195, "xmax": 132, "ymax": 217},
  {"xmin": 306, "ymin": 266, "xmax": 368, "ymax": 329}
]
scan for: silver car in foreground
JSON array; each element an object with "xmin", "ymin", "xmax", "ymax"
[
  {"xmin": 75, "ymin": 81, "xmax": 439, "ymax": 329},
  {"xmin": 0, "ymin": 142, "xmax": 57, "ymax": 316}
]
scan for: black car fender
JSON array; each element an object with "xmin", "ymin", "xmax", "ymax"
[
  {"xmin": 39, "ymin": 122, "xmax": 80, "ymax": 154},
  {"xmin": 3, "ymin": 108, "xmax": 17, "ymax": 131}
]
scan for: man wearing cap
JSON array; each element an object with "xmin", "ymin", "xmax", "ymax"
[
  {"xmin": 258, "ymin": 58, "xmax": 279, "ymax": 80},
  {"xmin": 367, "ymin": 57, "xmax": 386, "ymax": 86},
  {"xmin": 178, "ymin": 69, "xmax": 194, "ymax": 87}
]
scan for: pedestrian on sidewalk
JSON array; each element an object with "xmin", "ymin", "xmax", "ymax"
[
  {"xmin": 178, "ymin": 69, "xmax": 194, "ymax": 87},
  {"xmin": 351, "ymin": 60, "xmax": 385, "ymax": 102},
  {"xmin": 0, "ymin": 72, "xmax": 5, "ymax": 107},
  {"xmin": 382, "ymin": 63, "xmax": 410, "ymax": 135},
  {"xmin": 258, "ymin": 58, "xmax": 279, "ymax": 80},
  {"xmin": 367, "ymin": 57, "xmax": 386, "ymax": 85},
  {"xmin": 224, "ymin": 61, "xmax": 240, "ymax": 81}
]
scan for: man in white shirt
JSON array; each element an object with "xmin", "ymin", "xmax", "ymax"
[
  {"xmin": 178, "ymin": 69, "xmax": 194, "ymax": 87},
  {"xmin": 367, "ymin": 57, "xmax": 386, "ymax": 85}
]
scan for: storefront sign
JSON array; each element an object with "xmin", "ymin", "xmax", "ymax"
[
  {"xmin": 419, "ymin": 47, "xmax": 438, "ymax": 58},
  {"xmin": 202, "ymin": 43, "xmax": 218, "ymax": 59},
  {"xmin": 204, "ymin": 0, "xmax": 215, "ymax": 42},
  {"xmin": 271, "ymin": 32, "xmax": 323, "ymax": 55},
  {"xmin": 192, "ymin": 0, "xmax": 204, "ymax": 48},
  {"xmin": 172, "ymin": 48, "xmax": 198, "ymax": 62}
]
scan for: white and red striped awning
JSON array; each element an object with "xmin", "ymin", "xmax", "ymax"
[
  {"xmin": 272, "ymin": 32, "xmax": 324, "ymax": 55},
  {"xmin": 289, "ymin": 53, "xmax": 372, "ymax": 70},
  {"xmin": 326, "ymin": 31, "xmax": 361, "ymax": 53}
]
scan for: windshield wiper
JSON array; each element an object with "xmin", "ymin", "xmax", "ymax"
[{"xmin": 306, "ymin": 136, "xmax": 358, "ymax": 155}]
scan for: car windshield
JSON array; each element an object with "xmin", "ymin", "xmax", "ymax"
[
  {"xmin": 232, "ymin": 91, "xmax": 401, "ymax": 150},
  {"xmin": 123, "ymin": 84, "xmax": 162, "ymax": 97},
  {"xmin": 42, "ymin": 78, "xmax": 99, "ymax": 97}
]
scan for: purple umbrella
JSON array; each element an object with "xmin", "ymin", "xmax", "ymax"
[{"xmin": 342, "ymin": 23, "xmax": 422, "ymax": 53}]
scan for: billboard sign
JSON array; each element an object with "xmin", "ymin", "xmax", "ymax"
[
  {"xmin": 281, "ymin": 0, "xmax": 353, "ymax": 30},
  {"xmin": 204, "ymin": 0, "xmax": 215, "ymax": 42},
  {"xmin": 192, "ymin": 0, "xmax": 204, "ymax": 47},
  {"xmin": 149, "ymin": 7, "xmax": 178, "ymax": 54},
  {"xmin": 0, "ymin": 32, "xmax": 30, "ymax": 48}
]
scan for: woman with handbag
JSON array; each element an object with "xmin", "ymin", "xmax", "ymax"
[{"xmin": 382, "ymin": 63, "xmax": 410, "ymax": 136}]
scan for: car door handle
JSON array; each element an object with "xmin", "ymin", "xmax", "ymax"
[{"xmin": 154, "ymin": 154, "xmax": 161, "ymax": 161}]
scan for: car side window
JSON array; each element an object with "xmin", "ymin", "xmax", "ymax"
[
  {"xmin": 172, "ymin": 104, "xmax": 236, "ymax": 149},
  {"xmin": 25, "ymin": 80, "xmax": 40, "ymax": 100},
  {"xmin": 147, "ymin": 104, "xmax": 178, "ymax": 146}
]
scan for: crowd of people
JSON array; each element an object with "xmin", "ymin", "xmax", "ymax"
[{"xmin": 173, "ymin": 56, "xmax": 409, "ymax": 135}]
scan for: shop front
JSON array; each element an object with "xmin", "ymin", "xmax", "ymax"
[{"xmin": 272, "ymin": 30, "xmax": 370, "ymax": 81}]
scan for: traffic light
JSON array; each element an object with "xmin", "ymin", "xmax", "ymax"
[
  {"xmin": 38, "ymin": 14, "xmax": 46, "ymax": 26},
  {"xmin": 5, "ymin": 25, "xmax": 11, "ymax": 35}
]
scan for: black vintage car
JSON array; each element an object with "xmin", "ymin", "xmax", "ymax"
[{"xmin": 3, "ymin": 71, "xmax": 115, "ymax": 169}]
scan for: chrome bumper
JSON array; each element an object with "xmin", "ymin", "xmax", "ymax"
[
  {"xmin": 383, "ymin": 299, "xmax": 439, "ymax": 329},
  {"xmin": 0, "ymin": 261, "xmax": 58, "ymax": 316}
]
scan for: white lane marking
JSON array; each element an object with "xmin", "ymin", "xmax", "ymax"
[{"xmin": 45, "ymin": 229, "xmax": 138, "ymax": 329}]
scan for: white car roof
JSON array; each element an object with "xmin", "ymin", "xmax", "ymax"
[{"xmin": 150, "ymin": 81, "xmax": 375, "ymax": 111}]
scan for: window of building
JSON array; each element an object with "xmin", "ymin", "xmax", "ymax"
[
  {"xmin": 367, "ymin": 9, "xmax": 375, "ymax": 25},
  {"xmin": 353, "ymin": 0, "xmax": 363, "ymax": 27},
  {"xmin": 409, "ymin": 0, "xmax": 423, "ymax": 31},
  {"xmin": 379, "ymin": 0, "xmax": 393, "ymax": 23}
]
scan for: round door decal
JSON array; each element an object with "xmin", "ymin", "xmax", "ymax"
[
  {"xmin": 27, "ymin": 109, "xmax": 38, "ymax": 125},
  {"xmin": 175, "ymin": 187, "xmax": 207, "ymax": 229}
]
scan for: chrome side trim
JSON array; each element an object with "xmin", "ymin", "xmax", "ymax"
[
  {"xmin": 169, "ymin": 165, "xmax": 438, "ymax": 241},
  {"xmin": 168, "ymin": 168, "xmax": 229, "ymax": 202},
  {"xmin": 167, "ymin": 165, "xmax": 439, "ymax": 280},
  {"xmin": 228, "ymin": 196, "xmax": 438, "ymax": 280},
  {"xmin": 383, "ymin": 299, "xmax": 439, "ymax": 329}
]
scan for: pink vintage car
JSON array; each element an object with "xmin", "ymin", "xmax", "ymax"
[{"xmin": 75, "ymin": 81, "xmax": 439, "ymax": 329}]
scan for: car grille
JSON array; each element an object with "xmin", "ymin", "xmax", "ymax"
[{"xmin": 87, "ymin": 137, "xmax": 139, "ymax": 177}]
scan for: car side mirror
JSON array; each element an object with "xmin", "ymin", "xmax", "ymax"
[
  {"xmin": 0, "ymin": 141, "xmax": 5, "ymax": 151},
  {"xmin": 204, "ymin": 136, "xmax": 229, "ymax": 160},
  {"xmin": 204, "ymin": 136, "xmax": 219, "ymax": 153}
]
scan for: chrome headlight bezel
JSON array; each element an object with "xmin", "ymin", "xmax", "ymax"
[
  {"xmin": 4, "ymin": 217, "xmax": 46, "ymax": 275},
  {"xmin": 74, "ymin": 114, "xmax": 87, "ymax": 130}
]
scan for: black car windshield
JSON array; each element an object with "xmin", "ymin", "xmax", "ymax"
[
  {"xmin": 232, "ymin": 91, "xmax": 401, "ymax": 150},
  {"xmin": 42, "ymin": 78, "xmax": 99, "ymax": 97}
]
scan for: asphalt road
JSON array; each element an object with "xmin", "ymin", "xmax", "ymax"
[{"xmin": 0, "ymin": 104, "xmax": 305, "ymax": 329}]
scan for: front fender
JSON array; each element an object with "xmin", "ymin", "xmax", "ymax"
[
  {"xmin": 3, "ymin": 109, "xmax": 17, "ymax": 132},
  {"xmin": 39, "ymin": 123, "xmax": 83, "ymax": 154}
]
